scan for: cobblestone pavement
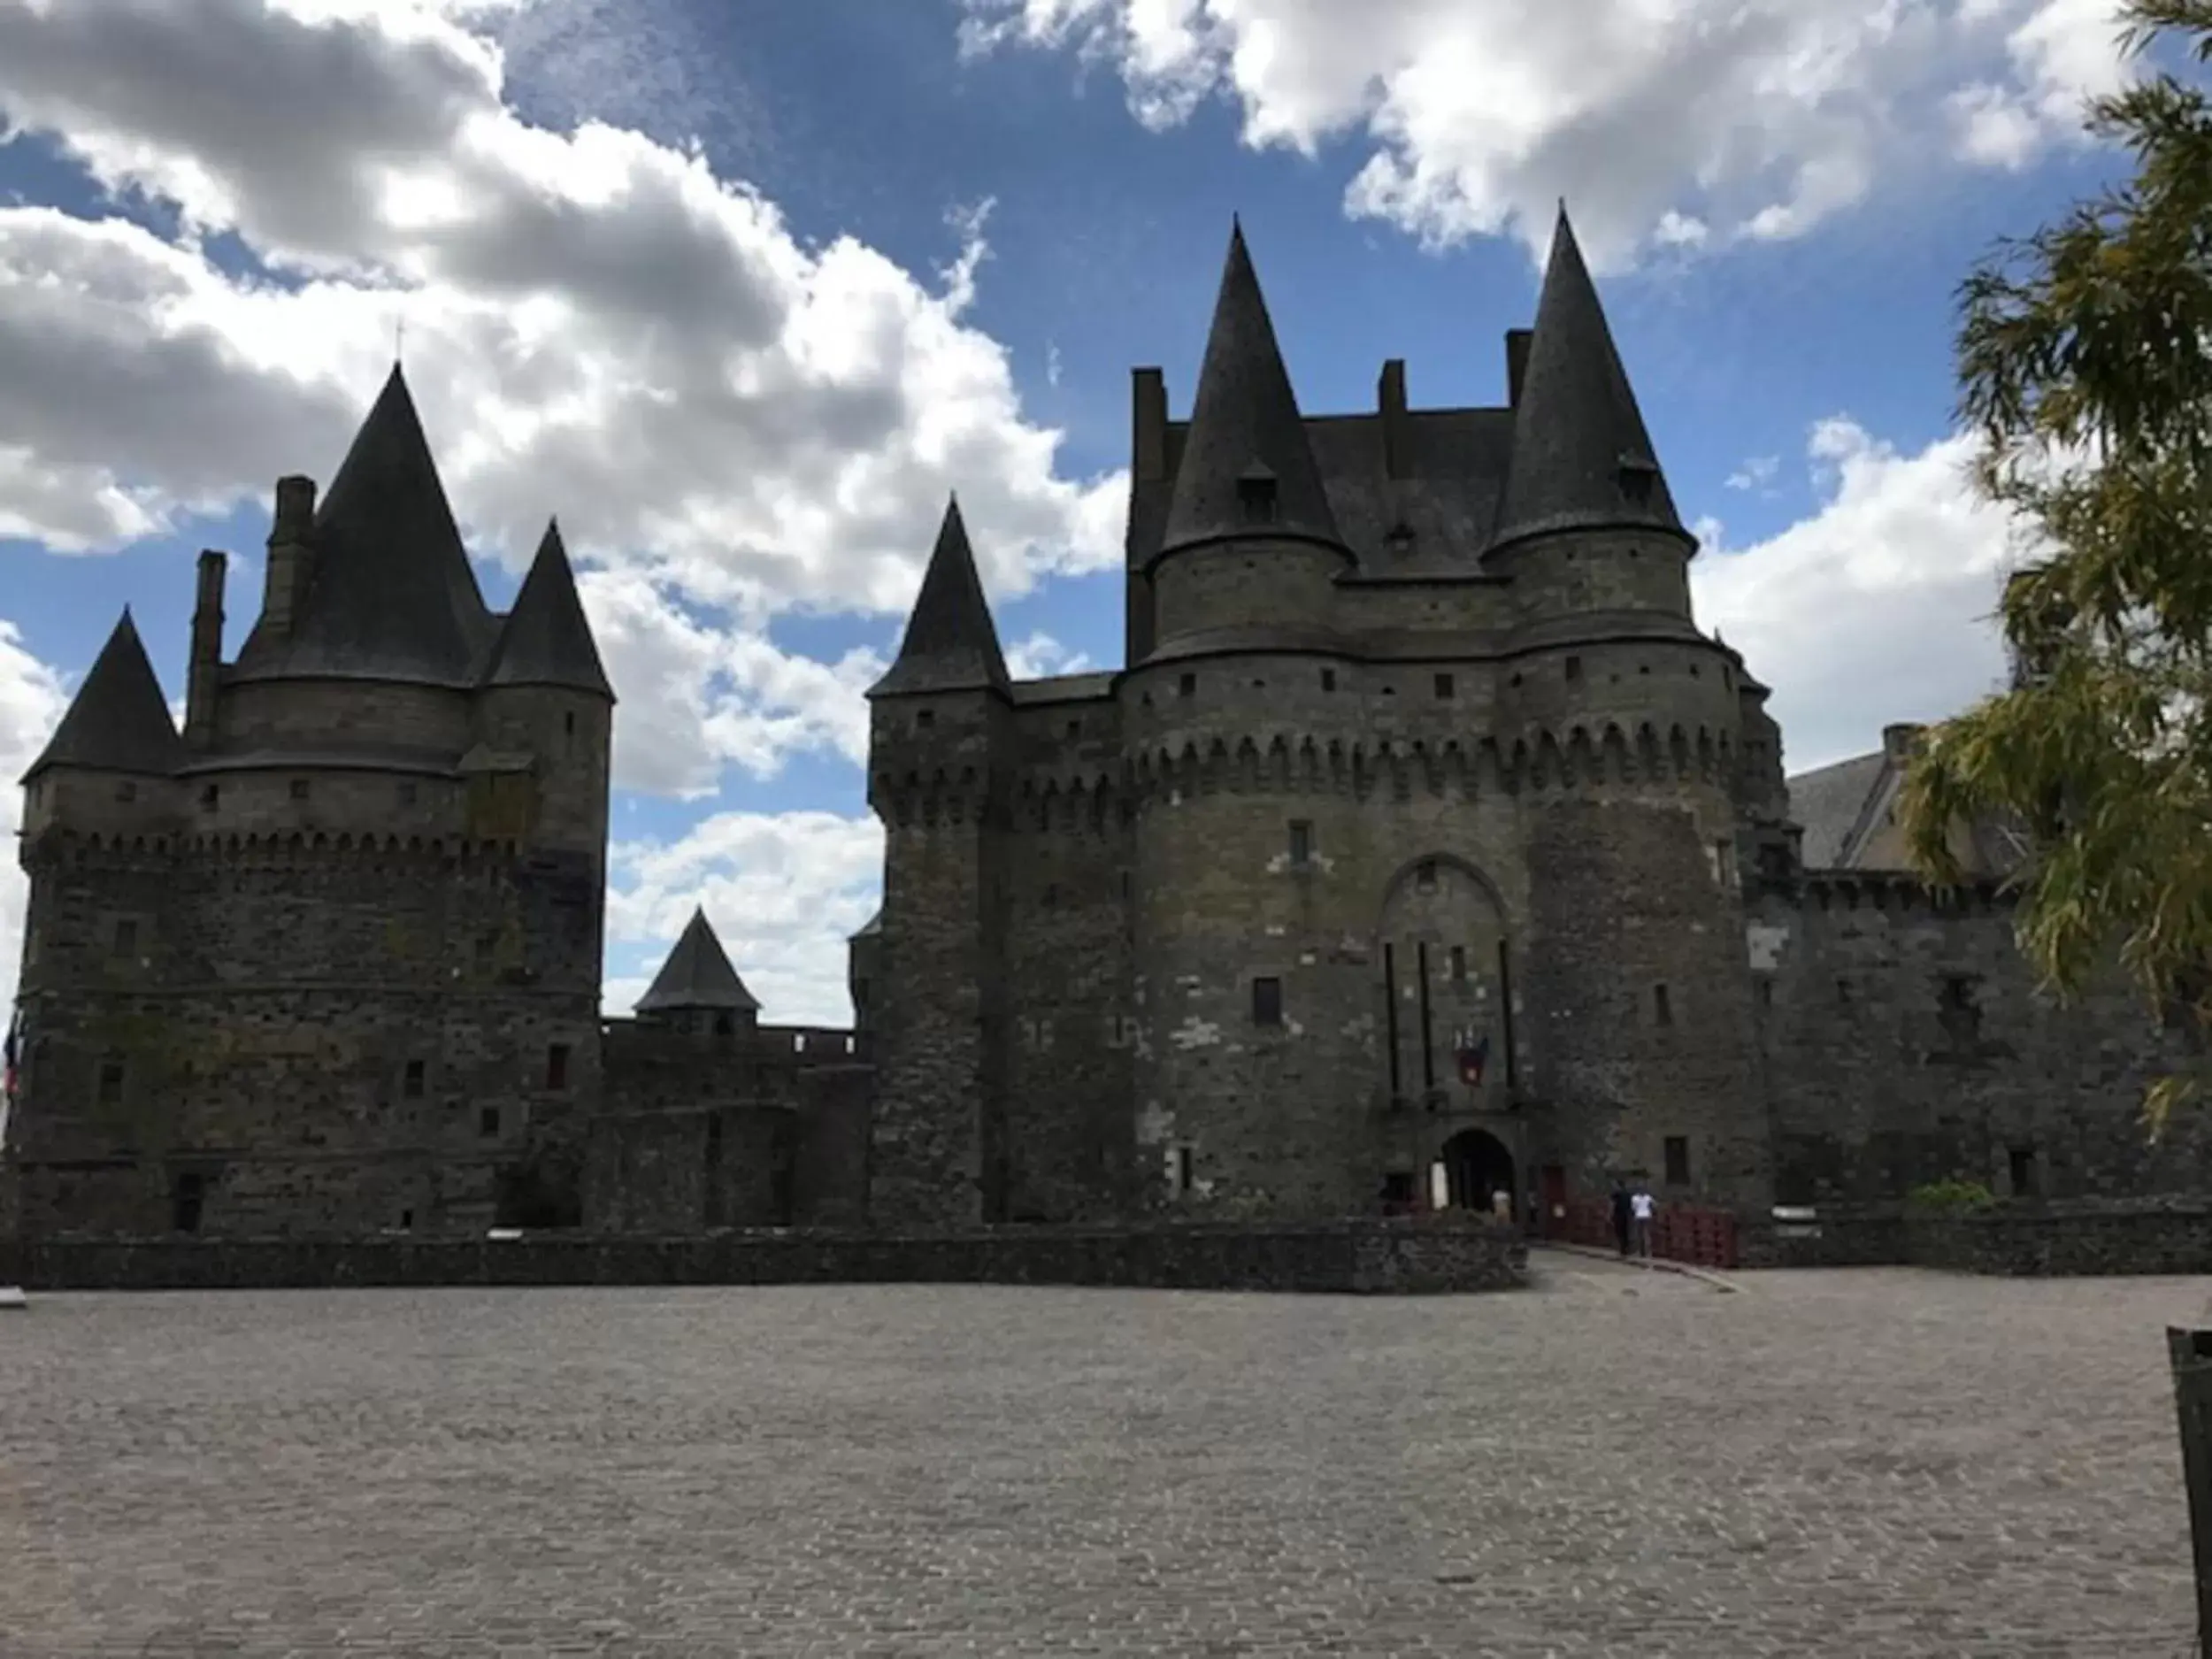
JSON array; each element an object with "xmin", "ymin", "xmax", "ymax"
[{"xmin": 0, "ymin": 1257, "xmax": 2203, "ymax": 1657}]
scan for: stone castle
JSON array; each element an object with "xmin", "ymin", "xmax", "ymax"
[{"xmin": 7, "ymin": 211, "xmax": 2205, "ymax": 1244}]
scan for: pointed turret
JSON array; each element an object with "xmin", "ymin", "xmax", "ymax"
[
  {"xmin": 635, "ymin": 907, "xmax": 761, "ymax": 1015},
  {"xmin": 868, "ymin": 497, "xmax": 1009, "ymax": 697},
  {"xmin": 23, "ymin": 610, "xmax": 185, "ymax": 782},
  {"xmin": 1158, "ymin": 220, "xmax": 1341, "ymax": 554},
  {"xmin": 1487, "ymin": 207, "xmax": 1687, "ymax": 556},
  {"xmin": 234, "ymin": 364, "xmax": 492, "ymax": 686},
  {"xmin": 482, "ymin": 519, "xmax": 613, "ymax": 697}
]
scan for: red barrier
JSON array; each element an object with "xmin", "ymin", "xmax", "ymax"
[{"xmin": 1547, "ymin": 1195, "xmax": 1739, "ymax": 1270}]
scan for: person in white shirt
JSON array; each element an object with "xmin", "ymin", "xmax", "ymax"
[{"xmin": 1630, "ymin": 1186, "xmax": 1656, "ymax": 1260}]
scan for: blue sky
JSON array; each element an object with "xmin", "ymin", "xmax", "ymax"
[{"xmin": 0, "ymin": 0, "xmax": 2148, "ymax": 1022}]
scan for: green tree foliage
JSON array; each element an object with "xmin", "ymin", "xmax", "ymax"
[{"xmin": 1901, "ymin": 0, "xmax": 2212, "ymax": 1127}]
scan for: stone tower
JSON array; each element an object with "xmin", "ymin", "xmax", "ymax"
[
  {"xmin": 9, "ymin": 365, "xmax": 615, "ymax": 1238},
  {"xmin": 863, "ymin": 211, "xmax": 1777, "ymax": 1227}
]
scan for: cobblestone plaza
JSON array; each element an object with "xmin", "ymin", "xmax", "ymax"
[{"xmin": 1, "ymin": 1257, "xmax": 2203, "ymax": 1657}]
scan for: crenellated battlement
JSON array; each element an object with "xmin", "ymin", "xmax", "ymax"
[
  {"xmin": 1750, "ymin": 865, "xmax": 2017, "ymax": 917},
  {"xmin": 20, "ymin": 825, "xmax": 544, "ymax": 878}
]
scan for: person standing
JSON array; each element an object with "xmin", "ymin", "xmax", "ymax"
[
  {"xmin": 1609, "ymin": 1181, "xmax": 1632, "ymax": 1258},
  {"xmin": 1631, "ymin": 1184, "xmax": 1656, "ymax": 1262}
]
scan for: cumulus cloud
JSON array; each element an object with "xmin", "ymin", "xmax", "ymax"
[
  {"xmin": 1693, "ymin": 418, "xmax": 2024, "ymax": 774},
  {"xmin": 960, "ymin": 0, "xmax": 2136, "ymax": 266},
  {"xmin": 0, "ymin": 0, "xmax": 1123, "ymax": 727},
  {"xmin": 605, "ymin": 810, "xmax": 883, "ymax": 1025},
  {"xmin": 0, "ymin": 622, "xmax": 73, "ymax": 1017}
]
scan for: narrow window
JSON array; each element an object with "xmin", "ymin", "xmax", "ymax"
[
  {"xmin": 1664, "ymin": 1136, "xmax": 1692, "ymax": 1186},
  {"xmin": 1288, "ymin": 821, "xmax": 1312, "ymax": 866},
  {"xmin": 712, "ymin": 1011, "xmax": 734, "ymax": 1037},
  {"xmin": 1237, "ymin": 472, "xmax": 1278, "ymax": 524},
  {"xmin": 1320, "ymin": 668, "xmax": 1337, "ymax": 692},
  {"xmin": 1173, "ymin": 1145, "xmax": 1195, "ymax": 1194},
  {"xmin": 403, "ymin": 1059, "xmax": 426, "ymax": 1099},
  {"xmin": 1756, "ymin": 978, "xmax": 1774, "ymax": 1009},
  {"xmin": 1416, "ymin": 859, "xmax": 1437, "ymax": 892},
  {"xmin": 1179, "ymin": 672, "xmax": 1196, "ymax": 698},
  {"xmin": 1509, "ymin": 672, "xmax": 1524, "ymax": 687},
  {"xmin": 200, "ymin": 783, "xmax": 219, "ymax": 812},
  {"xmin": 545, "ymin": 1042, "xmax": 571, "ymax": 1091},
  {"xmin": 2009, "ymin": 1145, "xmax": 2039, "ymax": 1197},
  {"xmin": 915, "ymin": 709, "xmax": 935, "ymax": 729},
  {"xmin": 479, "ymin": 1105, "xmax": 501, "ymax": 1138},
  {"xmin": 794, "ymin": 1033, "xmax": 808, "ymax": 1054},
  {"xmin": 171, "ymin": 1171, "xmax": 205, "ymax": 1235},
  {"xmin": 1653, "ymin": 983, "xmax": 1673, "ymax": 1027},
  {"xmin": 1120, "ymin": 871, "xmax": 1133, "ymax": 902},
  {"xmin": 97, "ymin": 1059, "xmax": 125, "ymax": 1106},
  {"xmin": 1434, "ymin": 672, "xmax": 1455, "ymax": 700},
  {"xmin": 1449, "ymin": 944, "xmax": 1467, "ymax": 982},
  {"xmin": 1565, "ymin": 656, "xmax": 1584, "ymax": 683},
  {"xmin": 114, "ymin": 780, "xmax": 136, "ymax": 803},
  {"xmin": 1837, "ymin": 977, "xmax": 1854, "ymax": 1005},
  {"xmin": 398, "ymin": 1208, "xmax": 414, "ymax": 1232},
  {"xmin": 111, "ymin": 918, "xmax": 139, "ymax": 957},
  {"xmin": 290, "ymin": 779, "xmax": 310, "ymax": 801},
  {"xmin": 1252, "ymin": 977, "xmax": 1283, "ymax": 1027},
  {"xmin": 1041, "ymin": 882, "xmax": 1059, "ymax": 909},
  {"xmin": 564, "ymin": 710, "xmax": 578, "ymax": 739}
]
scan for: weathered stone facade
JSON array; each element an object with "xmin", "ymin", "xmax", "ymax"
[
  {"xmin": 4, "ymin": 368, "xmax": 864, "ymax": 1241},
  {"xmin": 861, "ymin": 211, "xmax": 2208, "ymax": 1233}
]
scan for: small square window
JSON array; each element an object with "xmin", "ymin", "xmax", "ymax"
[
  {"xmin": 1288, "ymin": 821, "xmax": 1312, "ymax": 865},
  {"xmin": 97, "ymin": 1060, "xmax": 126, "ymax": 1105},
  {"xmin": 1042, "ymin": 882, "xmax": 1060, "ymax": 909},
  {"xmin": 1837, "ymin": 977, "xmax": 1854, "ymax": 1004},
  {"xmin": 1565, "ymin": 656, "xmax": 1584, "ymax": 682},
  {"xmin": 545, "ymin": 1042, "xmax": 572, "ymax": 1091},
  {"xmin": 200, "ymin": 783, "xmax": 219, "ymax": 811},
  {"xmin": 1252, "ymin": 977, "xmax": 1283, "ymax": 1026},
  {"xmin": 398, "ymin": 781, "xmax": 418, "ymax": 806},
  {"xmin": 1653, "ymin": 983, "xmax": 1673, "ymax": 1027},
  {"xmin": 288, "ymin": 779, "xmax": 309, "ymax": 801},
  {"xmin": 1237, "ymin": 473, "xmax": 1278, "ymax": 524},
  {"xmin": 712, "ymin": 1011, "xmax": 735, "ymax": 1037},
  {"xmin": 479, "ymin": 1105, "xmax": 501, "ymax": 1138},
  {"xmin": 1179, "ymin": 672, "xmax": 1196, "ymax": 698},
  {"xmin": 171, "ymin": 1171, "xmax": 205, "ymax": 1234},
  {"xmin": 1664, "ymin": 1136, "xmax": 1691, "ymax": 1185},
  {"xmin": 1320, "ymin": 668, "xmax": 1337, "ymax": 692},
  {"xmin": 111, "ymin": 918, "xmax": 139, "ymax": 957},
  {"xmin": 1434, "ymin": 672, "xmax": 1455, "ymax": 700},
  {"xmin": 403, "ymin": 1059, "xmax": 426, "ymax": 1099},
  {"xmin": 564, "ymin": 710, "xmax": 578, "ymax": 737},
  {"xmin": 1449, "ymin": 945, "xmax": 1467, "ymax": 981},
  {"xmin": 398, "ymin": 1208, "xmax": 414, "ymax": 1232},
  {"xmin": 915, "ymin": 709, "xmax": 935, "ymax": 729},
  {"xmin": 1416, "ymin": 860, "xmax": 1437, "ymax": 893},
  {"xmin": 114, "ymin": 780, "xmax": 136, "ymax": 803},
  {"xmin": 1066, "ymin": 719, "xmax": 1081, "ymax": 739},
  {"xmin": 2008, "ymin": 1144, "xmax": 2039, "ymax": 1196}
]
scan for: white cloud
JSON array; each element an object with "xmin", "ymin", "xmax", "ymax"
[
  {"xmin": 1693, "ymin": 417, "xmax": 2024, "ymax": 773},
  {"xmin": 1004, "ymin": 631, "xmax": 1093, "ymax": 680},
  {"xmin": 606, "ymin": 810, "xmax": 882, "ymax": 1025},
  {"xmin": 0, "ymin": 620, "xmax": 73, "ymax": 1018},
  {"xmin": 0, "ymin": 0, "xmax": 1125, "ymax": 793},
  {"xmin": 960, "ymin": 0, "xmax": 2135, "ymax": 267},
  {"xmin": 1726, "ymin": 455, "xmax": 1781, "ymax": 494}
]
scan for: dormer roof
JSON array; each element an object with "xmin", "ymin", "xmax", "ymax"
[
  {"xmin": 482, "ymin": 519, "xmax": 613, "ymax": 698},
  {"xmin": 635, "ymin": 907, "xmax": 762, "ymax": 1014},
  {"xmin": 23, "ymin": 610, "xmax": 185, "ymax": 783}
]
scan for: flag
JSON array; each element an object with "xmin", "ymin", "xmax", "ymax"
[{"xmin": 1456, "ymin": 1030, "xmax": 1490, "ymax": 1087}]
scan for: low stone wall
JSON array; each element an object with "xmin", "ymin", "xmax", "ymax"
[
  {"xmin": 1737, "ymin": 1198, "xmax": 2212, "ymax": 1276},
  {"xmin": 0, "ymin": 1216, "xmax": 1527, "ymax": 1295}
]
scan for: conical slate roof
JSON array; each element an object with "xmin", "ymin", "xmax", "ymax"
[
  {"xmin": 868, "ymin": 497, "xmax": 1010, "ymax": 698},
  {"xmin": 234, "ymin": 364, "xmax": 492, "ymax": 686},
  {"xmin": 23, "ymin": 610, "xmax": 185, "ymax": 782},
  {"xmin": 635, "ymin": 907, "xmax": 761, "ymax": 1014},
  {"xmin": 482, "ymin": 519, "xmax": 613, "ymax": 697},
  {"xmin": 1487, "ymin": 207, "xmax": 1687, "ymax": 555},
  {"xmin": 1158, "ymin": 219, "xmax": 1340, "ymax": 557}
]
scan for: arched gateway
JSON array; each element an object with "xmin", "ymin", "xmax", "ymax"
[{"xmin": 1440, "ymin": 1128, "xmax": 1517, "ymax": 1217}]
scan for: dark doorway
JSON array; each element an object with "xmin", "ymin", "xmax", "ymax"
[{"xmin": 1440, "ymin": 1128, "xmax": 1516, "ymax": 1217}]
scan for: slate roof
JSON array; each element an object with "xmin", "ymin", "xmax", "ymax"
[
  {"xmin": 1487, "ymin": 208, "xmax": 1688, "ymax": 555},
  {"xmin": 870, "ymin": 497, "xmax": 1010, "ymax": 698},
  {"xmin": 1786, "ymin": 749, "xmax": 1890, "ymax": 869},
  {"xmin": 635, "ymin": 907, "xmax": 761, "ymax": 1014},
  {"xmin": 1156, "ymin": 220, "xmax": 1343, "ymax": 557},
  {"xmin": 481, "ymin": 520, "xmax": 614, "ymax": 698},
  {"xmin": 233, "ymin": 365, "xmax": 493, "ymax": 687},
  {"xmin": 23, "ymin": 610, "xmax": 185, "ymax": 782}
]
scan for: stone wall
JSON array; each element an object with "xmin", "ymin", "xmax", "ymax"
[
  {"xmin": 1740, "ymin": 1199, "xmax": 2212, "ymax": 1276},
  {"xmin": 1748, "ymin": 877, "xmax": 2211, "ymax": 1207},
  {"xmin": 0, "ymin": 1216, "xmax": 1526, "ymax": 1295},
  {"xmin": 10, "ymin": 833, "xmax": 603, "ymax": 1238}
]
